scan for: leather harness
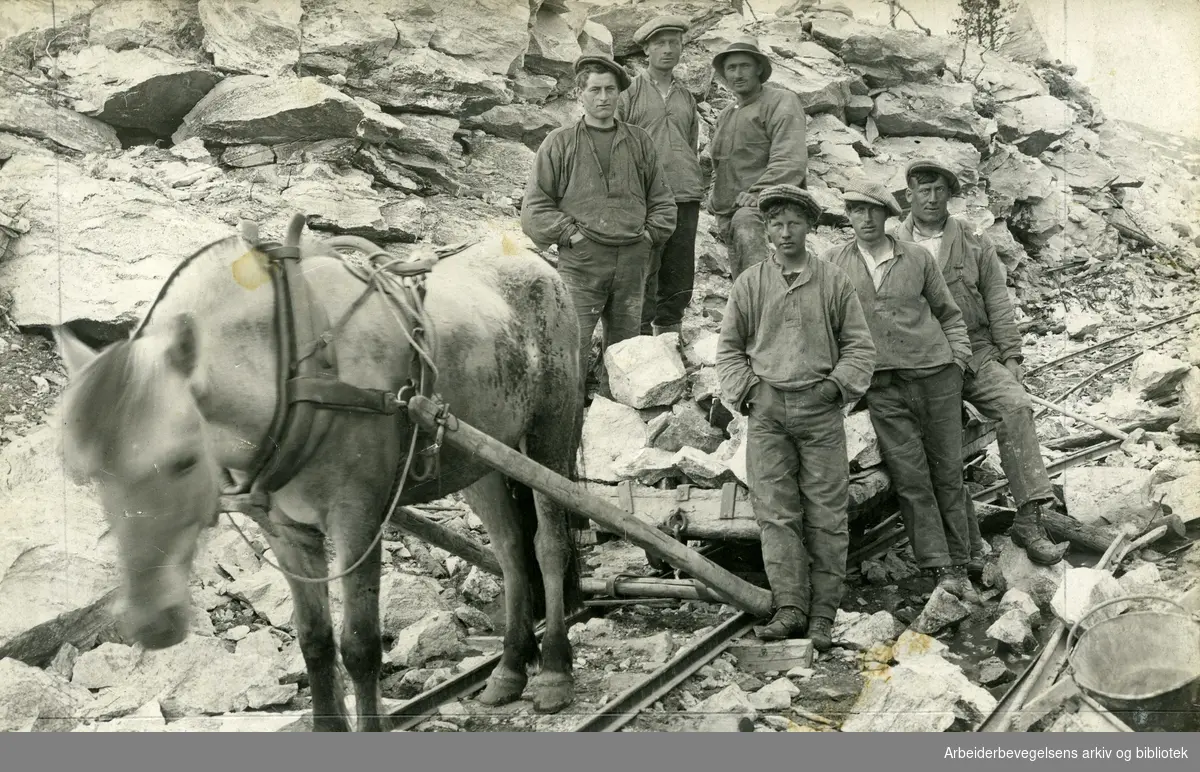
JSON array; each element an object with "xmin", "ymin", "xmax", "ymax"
[{"xmin": 134, "ymin": 213, "xmax": 458, "ymax": 528}]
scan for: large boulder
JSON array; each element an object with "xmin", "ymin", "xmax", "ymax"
[
  {"xmin": 945, "ymin": 43, "xmax": 1047, "ymax": 103},
  {"xmin": 461, "ymin": 104, "xmax": 564, "ymax": 152},
  {"xmin": 579, "ymin": 396, "xmax": 650, "ymax": 483},
  {"xmin": 1063, "ymin": 466, "xmax": 1157, "ymax": 531},
  {"xmin": 829, "ymin": 25, "xmax": 951, "ymax": 88},
  {"xmin": 526, "ymin": 6, "xmax": 583, "ymax": 80},
  {"xmin": 197, "ymin": 0, "xmax": 302, "ymax": 77},
  {"xmin": 604, "ymin": 335, "xmax": 689, "ymax": 409},
  {"xmin": 87, "ymin": 0, "xmax": 203, "ymax": 56},
  {"xmin": 58, "ymin": 46, "xmax": 221, "ymax": 136},
  {"xmin": 426, "ymin": 0, "xmax": 535, "ymax": 77},
  {"xmin": 0, "ymin": 657, "xmax": 96, "ymax": 732},
  {"xmin": 589, "ymin": 0, "xmax": 737, "ymax": 58},
  {"xmin": 979, "ymin": 145, "xmax": 1056, "ymax": 218},
  {"xmin": 1175, "ymin": 368, "xmax": 1200, "ymax": 443},
  {"xmin": 0, "ymin": 91, "xmax": 121, "ymax": 155},
  {"xmin": 0, "ymin": 153, "xmax": 232, "ymax": 329},
  {"xmin": 0, "ymin": 426, "xmax": 121, "ymax": 669},
  {"xmin": 870, "ymin": 82, "xmax": 994, "ymax": 149},
  {"xmin": 841, "ymin": 654, "xmax": 996, "ymax": 732},
  {"xmin": 1127, "ymin": 352, "xmax": 1191, "ymax": 401},
  {"xmin": 299, "ymin": 0, "xmax": 421, "ymax": 76},
  {"xmin": 346, "ymin": 47, "xmax": 512, "ymax": 116},
  {"xmin": 1043, "ymin": 142, "xmax": 1122, "ymax": 195},
  {"xmin": 172, "ymin": 75, "xmax": 398, "ymax": 147},
  {"xmin": 995, "ymin": 95, "xmax": 1076, "ymax": 156}
]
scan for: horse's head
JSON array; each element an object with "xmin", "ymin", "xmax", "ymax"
[{"xmin": 55, "ymin": 313, "xmax": 219, "ymax": 650}]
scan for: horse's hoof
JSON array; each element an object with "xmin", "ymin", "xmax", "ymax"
[
  {"xmin": 476, "ymin": 666, "xmax": 527, "ymax": 706},
  {"xmin": 531, "ymin": 673, "xmax": 574, "ymax": 714}
]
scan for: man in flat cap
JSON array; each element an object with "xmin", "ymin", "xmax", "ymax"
[
  {"xmin": 821, "ymin": 179, "xmax": 981, "ymax": 606},
  {"xmin": 619, "ymin": 15, "xmax": 703, "ymax": 337},
  {"xmin": 708, "ymin": 38, "xmax": 809, "ymax": 280},
  {"xmin": 716, "ymin": 184, "xmax": 875, "ymax": 649},
  {"xmin": 522, "ymin": 54, "xmax": 677, "ymax": 395},
  {"xmin": 895, "ymin": 160, "xmax": 1069, "ymax": 569}
]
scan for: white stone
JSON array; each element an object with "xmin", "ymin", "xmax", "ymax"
[
  {"xmin": 985, "ymin": 536, "xmax": 1068, "ymax": 607},
  {"xmin": 910, "ymin": 587, "xmax": 973, "ymax": 636},
  {"xmin": 579, "ymin": 396, "xmax": 649, "ymax": 483},
  {"xmin": 750, "ymin": 677, "xmax": 799, "ymax": 711},
  {"xmin": 1063, "ymin": 466, "xmax": 1156, "ymax": 530},
  {"xmin": 986, "ymin": 609, "xmax": 1034, "ymax": 648},
  {"xmin": 672, "ymin": 446, "xmax": 737, "ymax": 488},
  {"xmin": 1128, "ymin": 352, "xmax": 1192, "ymax": 401},
  {"xmin": 460, "ymin": 567, "xmax": 501, "ymax": 605},
  {"xmin": 841, "ymin": 655, "xmax": 996, "ymax": 732},
  {"xmin": 1117, "ymin": 562, "xmax": 1163, "ymax": 597},
  {"xmin": 387, "ymin": 612, "xmax": 463, "ymax": 668},
  {"xmin": 891, "ymin": 630, "xmax": 948, "ymax": 661},
  {"xmin": 684, "ymin": 331, "xmax": 720, "ymax": 367},
  {"xmin": 998, "ymin": 588, "xmax": 1040, "ymax": 619},
  {"xmin": 198, "ymin": 0, "xmax": 302, "ymax": 77},
  {"xmin": 611, "ymin": 447, "xmax": 678, "ymax": 485},
  {"xmin": 1065, "ymin": 308, "xmax": 1104, "ymax": 340},
  {"xmin": 1154, "ymin": 472, "xmax": 1200, "ymax": 525},
  {"xmin": 845, "ymin": 410, "xmax": 882, "ymax": 469},
  {"xmin": 381, "ymin": 571, "xmax": 452, "ymax": 638},
  {"xmin": 604, "ymin": 335, "xmax": 689, "ymax": 409},
  {"xmin": 833, "ymin": 609, "xmax": 904, "ymax": 650},
  {"xmin": 690, "ymin": 683, "xmax": 757, "ymax": 722},
  {"xmin": 1050, "ymin": 567, "xmax": 1127, "ymax": 626},
  {"xmin": 0, "ymin": 658, "xmax": 94, "ymax": 732}
]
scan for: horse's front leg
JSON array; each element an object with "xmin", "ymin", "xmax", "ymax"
[
  {"xmin": 262, "ymin": 513, "xmax": 352, "ymax": 732},
  {"xmin": 331, "ymin": 497, "xmax": 386, "ymax": 732}
]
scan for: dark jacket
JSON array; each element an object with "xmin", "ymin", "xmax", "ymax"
[
  {"xmin": 820, "ymin": 237, "xmax": 972, "ymax": 374},
  {"xmin": 708, "ymin": 85, "xmax": 808, "ymax": 216},
  {"xmin": 617, "ymin": 72, "xmax": 704, "ymax": 203},
  {"xmin": 894, "ymin": 214, "xmax": 1023, "ymax": 371},
  {"xmin": 521, "ymin": 118, "xmax": 678, "ymax": 250}
]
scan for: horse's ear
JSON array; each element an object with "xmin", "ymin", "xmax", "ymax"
[
  {"xmin": 53, "ymin": 326, "xmax": 98, "ymax": 377},
  {"xmin": 165, "ymin": 313, "xmax": 199, "ymax": 376}
]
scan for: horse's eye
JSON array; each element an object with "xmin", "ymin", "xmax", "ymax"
[{"xmin": 169, "ymin": 457, "xmax": 199, "ymax": 476}]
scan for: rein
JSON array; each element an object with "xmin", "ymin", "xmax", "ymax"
[{"xmin": 139, "ymin": 212, "xmax": 462, "ymax": 585}]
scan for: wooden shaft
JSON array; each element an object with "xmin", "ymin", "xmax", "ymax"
[
  {"xmin": 407, "ymin": 395, "xmax": 775, "ymax": 618},
  {"xmin": 1027, "ymin": 394, "xmax": 1131, "ymax": 441},
  {"xmin": 581, "ymin": 577, "xmax": 729, "ymax": 604},
  {"xmin": 393, "ymin": 506, "xmax": 503, "ymax": 576}
]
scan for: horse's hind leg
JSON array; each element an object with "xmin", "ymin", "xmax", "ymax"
[
  {"xmin": 261, "ymin": 513, "xmax": 352, "ymax": 732},
  {"xmin": 523, "ymin": 436, "xmax": 582, "ymax": 714},
  {"xmin": 330, "ymin": 497, "xmax": 386, "ymax": 732},
  {"xmin": 462, "ymin": 470, "xmax": 539, "ymax": 706}
]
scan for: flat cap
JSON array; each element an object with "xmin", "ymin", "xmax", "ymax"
[
  {"xmin": 841, "ymin": 178, "xmax": 903, "ymax": 217},
  {"xmin": 574, "ymin": 54, "xmax": 632, "ymax": 91},
  {"xmin": 904, "ymin": 159, "xmax": 962, "ymax": 194},
  {"xmin": 633, "ymin": 15, "xmax": 690, "ymax": 46},
  {"xmin": 758, "ymin": 184, "xmax": 822, "ymax": 222}
]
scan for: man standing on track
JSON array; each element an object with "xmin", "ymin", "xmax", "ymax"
[
  {"xmin": 822, "ymin": 179, "xmax": 982, "ymax": 607},
  {"xmin": 716, "ymin": 184, "xmax": 876, "ymax": 650},
  {"xmin": 894, "ymin": 160, "xmax": 1069, "ymax": 570},
  {"xmin": 521, "ymin": 54, "xmax": 677, "ymax": 394},
  {"xmin": 620, "ymin": 15, "xmax": 704, "ymax": 337},
  {"xmin": 707, "ymin": 37, "xmax": 809, "ymax": 280}
]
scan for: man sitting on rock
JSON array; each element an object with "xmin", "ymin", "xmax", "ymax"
[
  {"xmin": 821, "ymin": 179, "xmax": 982, "ymax": 607},
  {"xmin": 707, "ymin": 38, "xmax": 809, "ymax": 280},
  {"xmin": 521, "ymin": 54, "xmax": 677, "ymax": 396},
  {"xmin": 619, "ymin": 15, "xmax": 704, "ymax": 337},
  {"xmin": 893, "ymin": 160, "xmax": 1069, "ymax": 569},
  {"xmin": 715, "ymin": 184, "xmax": 876, "ymax": 649}
]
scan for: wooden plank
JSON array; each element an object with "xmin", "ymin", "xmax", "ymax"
[
  {"xmin": 408, "ymin": 395, "xmax": 775, "ymax": 618},
  {"xmin": 726, "ymin": 640, "xmax": 814, "ymax": 673}
]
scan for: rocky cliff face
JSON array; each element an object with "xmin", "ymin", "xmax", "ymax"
[{"xmin": 0, "ymin": 0, "xmax": 1195, "ymax": 334}]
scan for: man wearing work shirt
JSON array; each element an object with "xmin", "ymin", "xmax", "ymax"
[
  {"xmin": 821, "ymin": 179, "xmax": 981, "ymax": 607},
  {"xmin": 716, "ymin": 184, "xmax": 876, "ymax": 649},
  {"xmin": 894, "ymin": 160, "xmax": 1069, "ymax": 570},
  {"xmin": 522, "ymin": 54, "xmax": 676, "ymax": 392},
  {"xmin": 707, "ymin": 38, "xmax": 809, "ymax": 280},
  {"xmin": 619, "ymin": 15, "xmax": 704, "ymax": 337}
]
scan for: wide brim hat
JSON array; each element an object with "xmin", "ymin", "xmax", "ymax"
[
  {"xmin": 757, "ymin": 184, "xmax": 822, "ymax": 222},
  {"xmin": 841, "ymin": 179, "xmax": 904, "ymax": 217},
  {"xmin": 574, "ymin": 55, "xmax": 632, "ymax": 91},
  {"xmin": 633, "ymin": 15, "xmax": 690, "ymax": 47},
  {"xmin": 904, "ymin": 159, "xmax": 962, "ymax": 195},
  {"xmin": 712, "ymin": 38, "xmax": 773, "ymax": 84}
]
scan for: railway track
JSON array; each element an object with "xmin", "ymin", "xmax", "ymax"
[{"xmin": 384, "ymin": 548, "xmax": 764, "ymax": 733}]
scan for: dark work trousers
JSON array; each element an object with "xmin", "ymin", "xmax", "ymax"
[
  {"xmin": 641, "ymin": 201, "xmax": 700, "ymax": 334},
  {"xmin": 556, "ymin": 236, "xmax": 651, "ymax": 389},
  {"xmin": 962, "ymin": 358, "xmax": 1055, "ymax": 508},
  {"xmin": 716, "ymin": 205, "xmax": 767, "ymax": 280},
  {"xmin": 745, "ymin": 381, "xmax": 850, "ymax": 623},
  {"xmin": 866, "ymin": 364, "xmax": 971, "ymax": 569}
]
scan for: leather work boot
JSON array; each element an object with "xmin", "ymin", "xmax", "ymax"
[
  {"xmin": 1011, "ymin": 500, "xmax": 1069, "ymax": 566},
  {"xmin": 753, "ymin": 606, "xmax": 807, "ymax": 641},
  {"xmin": 934, "ymin": 565, "xmax": 982, "ymax": 606},
  {"xmin": 808, "ymin": 617, "xmax": 834, "ymax": 652}
]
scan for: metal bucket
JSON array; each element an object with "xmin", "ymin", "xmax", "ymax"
[{"xmin": 1066, "ymin": 595, "xmax": 1200, "ymax": 732}]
